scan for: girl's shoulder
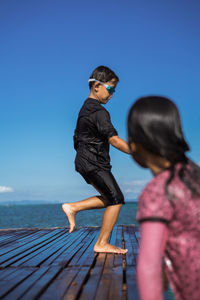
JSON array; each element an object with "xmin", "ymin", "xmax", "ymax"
[
  {"xmin": 142, "ymin": 168, "xmax": 171, "ymax": 195},
  {"xmin": 140, "ymin": 163, "xmax": 193, "ymax": 202},
  {"xmin": 137, "ymin": 168, "xmax": 174, "ymax": 223}
]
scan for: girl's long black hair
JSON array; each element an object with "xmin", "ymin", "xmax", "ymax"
[{"xmin": 127, "ymin": 96, "xmax": 200, "ymax": 199}]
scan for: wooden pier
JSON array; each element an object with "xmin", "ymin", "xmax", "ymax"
[{"xmin": 0, "ymin": 225, "xmax": 140, "ymax": 300}]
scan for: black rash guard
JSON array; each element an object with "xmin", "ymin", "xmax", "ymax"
[
  {"xmin": 74, "ymin": 98, "xmax": 118, "ymax": 173},
  {"xmin": 73, "ymin": 97, "xmax": 124, "ymax": 206}
]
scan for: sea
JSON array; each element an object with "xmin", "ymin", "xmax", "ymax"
[{"xmin": 0, "ymin": 202, "xmax": 138, "ymax": 229}]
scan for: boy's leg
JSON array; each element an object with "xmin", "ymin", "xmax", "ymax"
[
  {"xmin": 62, "ymin": 195, "xmax": 107, "ymax": 233},
  {"xmin": 63, "ymin": 170, "xmax": 127, "ymax": 253},
  {"xmin": 90, "ymin": 171, "xmax": 127, "ymax": 253},
  {"xmin": 94, "ymin": 204, "xmax": 128, "ymax": 254},
  {"xmin": 63, "ymin": 200, "xmax": 127, "ymax": 253}
]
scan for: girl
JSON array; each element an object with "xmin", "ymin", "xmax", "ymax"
[
  {"xmin": 127, "ymin": 96, "xmax": 200, "ymax": 300},
  {"xmin": 62, "ymin": 66, "xmax": 130, "ymax": 254}
]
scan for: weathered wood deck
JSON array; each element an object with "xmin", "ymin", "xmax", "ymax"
[{"xmin": 0, "ymin": 225, "xmax": 140, "ymax": 299}]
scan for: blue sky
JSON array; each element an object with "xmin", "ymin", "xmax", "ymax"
[{"xmin": 0, "ymin": 0, "xmax": 200, "ymax": 203}]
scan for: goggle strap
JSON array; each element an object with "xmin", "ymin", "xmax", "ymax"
[
  {"xmin": 88, "ymin": 79, "xmax": 105, "ymax": 85},
  {"xmin": 88, "ymin": 79, "xmax": 97, "ymax": 83},
  {"xmin": 88, "ymin": 79, "xmax": 115, "ymax": 94}
]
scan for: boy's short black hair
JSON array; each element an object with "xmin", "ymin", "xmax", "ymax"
[{"xmin": 89, "ymin": 65, "xmax": 119, "ymax": 89}]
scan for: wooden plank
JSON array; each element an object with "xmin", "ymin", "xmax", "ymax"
[
  {"xmin": 108, "ymin": 226, "xmax": 125, "ymax": 300},
  {"xmin": 0, "ymin": 228, "xmax": 38, "ymax": 238},
  {"xmin": 80, "ymin": 226, "xmax": 125, "ymax": 300},
  {"xmin": 68, "ymin": 227, "xmax": 99, "ymax": 267},
  {"xmin": 20, "ymin": 228, "xmax": 92, "ymax": 267},
  {"xmin": 0, "ymin": 229, "xmax": 62, "ymax": 262},
  {"xmin": 61, "ymin": 228, "xmax": 101, "ymax": 299},
  {"xmin": 0, "ymin": 229, "xmax": 32, "ymax": 236},
  {"xmin": 48, "ymin": 228, "xmax": 95, "ymax": 267},
  {"xmin": 0, "ymin": 229, "xmax": 65, "ymax": 267},
  {"xmin": 93, "ymin": 262, "xmax": 113, "ymax": 298},
  {"xmin": 123, "ymin": 225, "xmax": 140, "ymax": 300},
  {"xmin": 0, "ymin": 267, "xmax": 20, "ymax": 281},
  {"xmin": 39, "ymin": 228, "xmax": 99, "ymax": 299},
  {"xmin": 0, "ymin": 230, "xmax": 50, "ymax": 255},
  {"xmin": 63, "ymin": 266, "xmax": 93, "ymax": 300},
  {"xmin": 12, "ymin": 230, "xmax": 71, "ymax": 267},
  {"xmin": 89, "ymin": 226, "xmax": 123, "ymax": 300},
  {"xmin": 113, "ymin": 225, "xmax": 124, "ymax": 267},
  {"xmin": 134, "ymin": 227, "xmax": 140, "ymax": 241},
  {"xmin": 0, "ymin": 267, "xmax": 35, "ymax": 298},
  {"xmin": 79, "ymin": 253, "xmax": 107, "ymax": 300},
  {"xmin": 0, "ymin": 231, "xmax": 28, "ymax": 244},
  {"xmin": 41, "ymin": 227, "xmax": 88, "ymax": 266},
  {"xmin": 2, "ymin": 267, "xmax": 49, "ymax": 300},
  {"xmin": 13, "ymin": 266, "xmax": 62, "ymax": 300},
  {"xmin": 126, "ymin": 267, "xmax": 139, "ymax": 300},
  {"xmin": 128, "ymin": 226, "xmax": 139, "ymax": 263},
  {"xmin": 123, "ymin": 225, "xmax": 137, "ymax": 266},
  {"xmin": 2, "ymin": 228, "xmax": 37, "ymax": 234},
  {"xmin": 0, "ymin": 231, "xmax": 34, "ymax": 247},
  {"xmin": 39, "ymin": 267, "xmax": 80, "ymax": 300}
]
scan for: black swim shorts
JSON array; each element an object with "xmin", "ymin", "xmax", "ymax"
[{"xmin": 79, "ymin": 169, "xmax": 125, "ymax": 206}]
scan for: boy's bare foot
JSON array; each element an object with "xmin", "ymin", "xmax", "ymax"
[
  {"xmin": 94, "ymin": 243, "xmax": 128, "ymax": 254},
  {"xmin": 62, "ymin": 203, "xmax": 76, "ymax": 233}
]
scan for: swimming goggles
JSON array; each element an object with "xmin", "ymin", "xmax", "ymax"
[{"xmin": 88, "ymin": 79, "xmax": 115, "ymax": 95}]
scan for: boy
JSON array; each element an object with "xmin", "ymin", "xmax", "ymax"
[{"xmin": 62, "ymin": 66, "xmax": 130, "ymax": 253}]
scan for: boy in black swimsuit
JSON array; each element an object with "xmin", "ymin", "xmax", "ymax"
[{"xmin": 62, "ymin": 66, "xmax": 130, "ymax": 254}]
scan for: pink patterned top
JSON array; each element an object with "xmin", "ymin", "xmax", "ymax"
[{"xmin": 137, "ymin": 164, "xmax": 200, "ymax": 300}]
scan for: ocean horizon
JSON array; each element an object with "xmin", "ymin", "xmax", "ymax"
[{"xmin": 0, "ymin": 202, "xmax": 138, "ymax": 229}]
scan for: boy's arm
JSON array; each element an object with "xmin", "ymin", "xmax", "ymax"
[
  {"xmin": 109, "ymin": 135, "xmax": 130, "ymax": 154},
  {"xmin": 137, "ymin": 221, "xmax": 168, "ymax": 300}
]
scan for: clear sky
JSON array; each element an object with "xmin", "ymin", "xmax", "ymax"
[{"xmin": 0, "ymin": 0, "xmax": 200, "ymax": 203}]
